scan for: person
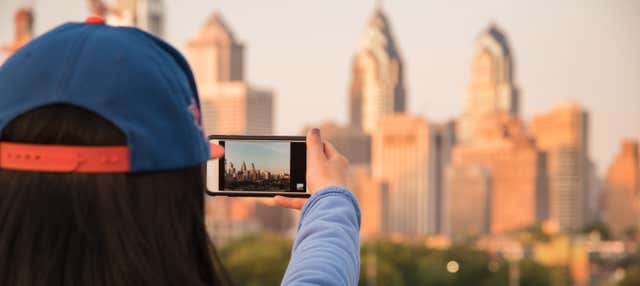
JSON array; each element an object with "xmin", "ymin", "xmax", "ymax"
[{"xmin": 0, "ymin": 17, "xmax": 360, "ymax": 286}]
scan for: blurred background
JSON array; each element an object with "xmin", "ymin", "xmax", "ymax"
[{"xmin": 1, "ymin": 0, "xmax": 639, "ymax": 285}]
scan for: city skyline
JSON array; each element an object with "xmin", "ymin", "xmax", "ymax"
[
  {"xmin": 1, "ymin": 0, "xmax": 638, "ymax": 175},
  {"xmin": 2, "ymin": 2, "xmax": 640, "ymax": 284},
  {"xmin": 224, "ymin": 159, "xmax": 288, "ymax": 179},
  {"xmin": 224, "ymin": 158, "xmax": 290, "ymax": 192},
  {"xmin": 223, "ymin": 141, "xmax": 289, "ymax": 175}
]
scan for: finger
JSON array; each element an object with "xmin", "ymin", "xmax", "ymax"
[
  {"xmin": 274, "ymin": 196, "xmax": 307, "ymax": 210},
  {"xmin": 322, "ymin": 141, "xmax": 341, "ymax": 160},
  {"xmin": 306, "ymin": 128, "xmax": 326, "ymax": 162},
  {"xmin": 209, "ymin": 143, "xmax": 225, "ymax": 160}
]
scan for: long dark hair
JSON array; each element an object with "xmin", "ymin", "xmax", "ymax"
[{"xmin": 0, "ymin": 104, "xmax": 230, "ymax": 286}]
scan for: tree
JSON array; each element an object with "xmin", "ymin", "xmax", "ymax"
[
  {"xmin": 359, "ymin": 253, "xmax": 405, "ymax": 286},
  {"xmin": 581, "ymin": 222, "xmax": 612, "ymax": 240},
  {"xmin": 219, "ymin": 235, "xmax": 570, "ymax": 286},
  {"xmin": 619, "ymin": 266, "xmax": 640, "ymax": 286},
  {"xmin": 220, "ymin": 233, "xmax": 293, "ymax": 286},
  {"xmin": 482, "ymin": 258, "xmax": 566, "ymax": 286},
  {"xmin": 360, "ymin": 241, "xmax": 514, "ymax": 286},
  {"xmin": 444, "ymin": 246, "xmax": 494, "ymax": 285}
]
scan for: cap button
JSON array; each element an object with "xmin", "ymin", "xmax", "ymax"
[{"xmin": 85, "ymin": 16, "xmax": 106, "ymax": 25}]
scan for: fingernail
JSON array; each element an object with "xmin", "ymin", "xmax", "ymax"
[{"xmin": 312, "ymin": 128, "xmax": 320, "ymax": 136}]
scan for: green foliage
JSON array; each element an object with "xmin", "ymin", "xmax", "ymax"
[
  {"xmin": 359, "ymin": 241, "xmax": 565, "ymax": 286},
  {"xmin": 217, "ymin": 234, "xmax": 571, "ymax": 286},
  {"xmin": 547, "ymin": 266, "xmax": 572, "ymax": 286},
  {"xmin": 219, "ymin": 233, "xmax": 293, "ymax": 286},
  {"xmin": 518, "ymin": 260, "xmax": 552, "ymax": 286},
  {"xmin": 617, "ymin": 252, "xmax": 640, "ymax": 286},
  {"xmin": 442, "ymin": 246, "xmax": 494, "ymax": 285},
  {"xmin": 619, "ymin": 266, "xmax": 640, "ymax": 286},
  {"xmin": 624, "ymin": 226, "xmax": 638, "ymax": 241},
  {"xmin": 619, "ymin": 249, "xmax": 640, "ymax": 269},
  {"xmin": 359, "ymin": 254, "xmax": 405, "ymax": 286},
  {"xmin": 480, "ymin": 260, "xmax": 571, "ymax": 286},
  {"xmin": 581, "ymin": 222, "xmax": 612, "ymax": 240},
  {"xmin": 511, "ymin": 224, "xmax": 553, "ymax": 243}
]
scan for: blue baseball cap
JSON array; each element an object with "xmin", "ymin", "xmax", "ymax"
[{"xmin": 0, "ymin": 17, "xmax": 216, "ymax": 173}]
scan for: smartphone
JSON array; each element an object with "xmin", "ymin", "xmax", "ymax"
[{"xmin": 206, "ymin": 135, "xmax": 310, "ymax": 197}]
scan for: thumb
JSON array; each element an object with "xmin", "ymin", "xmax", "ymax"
[
  {"xmin": 322, "ymin": 141, "xmax": 341, "ymax": 160},
  {"xmin": 209, "ymin": 143, "xmax": 225, "ymax": 160},
  {"xmin": 307, "ymin": 128, "xmax": 326, "ymax": 162}
]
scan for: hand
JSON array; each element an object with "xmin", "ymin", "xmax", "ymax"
[
  {"xmin": 274, "ymin": 128, "xmax": 349, "ymax": 210},
  {"xmin": 210, "ymin": 143, "xmax": 225, "ymax": 159},
  {"xmin": 204, "ymin": 142, "xmax": 225, "ymax": 237}
]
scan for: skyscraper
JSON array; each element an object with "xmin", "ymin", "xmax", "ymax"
[
  {"xmin": 372, "ymin": 114, "xmax": 437, "ymax": 235},
  {"xmin": 447, "ymin": 23, "xmax": 544, "ymax": 234},
  {"xmin": 444, "ymin": 164, "xmax": 492, "ymax": 241},
  {"xmin": 603, "ymin": 140, "xmax": 640, "ymax": 239},
  {"xmin": 531, "ymin": 101, "xmax": 591, "ymax": 232},
  {"xmin": 348, "ymin": 166, "xmax": 388, "ymax": 240},
  {"xmin": 432, "ymin": 120, "xmax": 457, "ymax": 233},
  {"xmin": 1, "ymin": 8, "xmax": 34, "ymax": 62},
  {"xmin": 186, "ymin": 13, "xmax": 244, "ymax": 86},
  {"xmin": 458, "ymin": 24, "xmax": 519, "ymax": 143},
  {"xmin": 349, "ymin": 6, "xmax": 406, "ymax": 134},
  {"xmin": 186, "ymin": 13, "xmax": 273, "ymax": 136},
  {"xmin": 449, "ymin": 114, "xmax": 546, "ymax": 233}
]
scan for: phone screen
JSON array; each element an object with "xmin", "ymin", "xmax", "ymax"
[{"xmin": 206, "ymin": 136, "xmax": 307, "ymax": 197}]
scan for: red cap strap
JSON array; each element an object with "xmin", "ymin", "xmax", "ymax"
[{"xmin": 0, "ymin": 142, "xmax": 130, "ymax": 173}]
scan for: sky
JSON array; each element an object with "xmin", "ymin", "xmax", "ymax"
[
  {"xmin": 224, "ymin": 141, "xmax": 289, "ymax": 174},
  {"xmin": 0, "ymin": 0, "xmax": 639, "ymax": 175}
]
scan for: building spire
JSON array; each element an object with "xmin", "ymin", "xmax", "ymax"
[{"xmin": 350, "ymin": 1, "xmax": 406, "ymax": 134}]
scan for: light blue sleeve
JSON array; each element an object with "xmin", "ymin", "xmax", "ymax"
[{"xmin": 281, "ymin": 186, "xmax": 361, "ymax": 286}]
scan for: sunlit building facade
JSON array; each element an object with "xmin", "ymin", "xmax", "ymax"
[
  {"xmin": 531, "ymin": 102, "xmax": 591, "ymax": 232},
  {"xmin": 349, "ymin": 7, "xmax": 406, "ymax": 134},
  {"xmin": 458, "ymin": 24, "xmax": 519, "ymax": 143},
  {"xmin": 448, "ymin": 24, "xmax": 545, "ymax": 234},
  {"xmin": 444, "ymin": 164, "xmax": 492, "ymax": 241},
  {"xmin": 186, "ymin": 13, "xmax": 244, "ymax": 87},
  {"xmin": 199, "ymin": 83, "xmax": 273, "ymax": 136},
  {"xmin": 348, "ymin": 166, "xmax": 388, "ymax": 240},
  {"xmin": 372, "ymin": 114, "xmax": 437, "ymax": 235},
  {"xmin": 186, "ymin": 13, "xmax": 273, "ymax": 136},
  {"xmin": 603, "ymin": 140, "xmax": 640, "ymax": 239},
  {"xmin": 450, "ymin": 114, "xmax": 547, "ymax": 233}
]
